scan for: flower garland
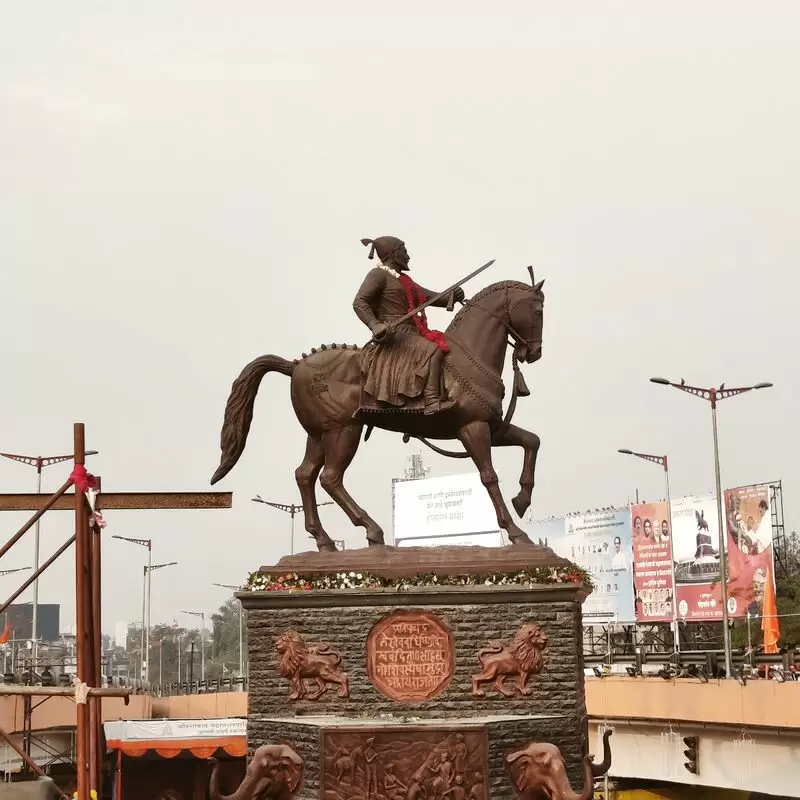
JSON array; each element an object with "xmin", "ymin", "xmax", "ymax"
[
  {"xmin": 243, "ymin": 564, "xmax": 592, "ymax": 593},
  {"xmin": 377, "ymin": 262, "xmax": 400, "ymax": 279},
  {"xmin": 375, "ymin": 261, "xmax": 448, "ymax": 352}
]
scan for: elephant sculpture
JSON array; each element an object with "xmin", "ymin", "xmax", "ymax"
[
  {"xmin": 507, "ymin": 743, "xmax": 594, "ymax": 800},
  {"xmin": 209, "ymin": 744, "xmax": 304, "ymax": 800},
  {"xmin": 589, "ymin": 729, "xmax": 612, "ymax": 780}
]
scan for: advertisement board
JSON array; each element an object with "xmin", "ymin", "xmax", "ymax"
[
  {"xmin": 393, "ymin": 472, "xmax": 499, "ymax": 543},
  {"xmin": 631, "ymin": 501, "xmax": 674, "ymax": 623},
  {"xmin": 529, "ymin": 509, "xmax": 635, "ymax": 623},
  {"xmin": 671, "ymin": 493, "xmax": 723, "ymax": 621},
  {"xmin": 631, "ymin": 486, "xmax": 776, "ymax": 623},
  {"xmin": 724, "ymin": 484, "xmax": 775, "ymax": 619}
]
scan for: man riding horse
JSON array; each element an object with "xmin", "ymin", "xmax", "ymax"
[{"xmin": 354, "ymin": 235, "xmax": 464, "ymax": 416}]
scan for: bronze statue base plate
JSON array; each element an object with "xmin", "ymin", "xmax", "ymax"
[{"xmin": 263, "ymin": 543, "xmax": 569, "ymax": 578}]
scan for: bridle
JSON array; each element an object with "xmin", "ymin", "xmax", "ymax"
[
  {"xmin": 407, "ymin": 285, "xmax": 542, "ymax": 456},
  {"xmin": 459, "ymin": 284, "xmax": 543, "ymax": 358}
]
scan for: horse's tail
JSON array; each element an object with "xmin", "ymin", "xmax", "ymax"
[{"xmin": 210, "ymin": 354, "xmax": 295, "ymax": 485}]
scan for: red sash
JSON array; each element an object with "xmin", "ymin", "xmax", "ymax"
[{"xmin": 397, "ymin": 274, "xmax": 449, "ymax": 353}]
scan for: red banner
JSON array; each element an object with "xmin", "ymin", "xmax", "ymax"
[
  {"xmin": 724, "ymin": 485, "xmax": 774, "ymax": 619},
  {"xmin": 631, "ymin": 501, "xmax": 674, "ymax": 623}
]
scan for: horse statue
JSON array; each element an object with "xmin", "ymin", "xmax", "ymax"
[{"xmin": 211, "ymin": 267, "xmax": 546, "ymax": 553}]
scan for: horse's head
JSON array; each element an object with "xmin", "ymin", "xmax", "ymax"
[{"xmin": 508, "ymin": 267, "xmax": 545, "ymax": 364}]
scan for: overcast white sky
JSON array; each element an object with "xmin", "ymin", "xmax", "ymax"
[{"xmin": 1, "ymin": 2, "xmax": 797, "ymax": 635}]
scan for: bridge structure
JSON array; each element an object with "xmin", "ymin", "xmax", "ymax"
[{"xmin": 1, "ymin": 672, "xmax": 799, "ymax": 799}]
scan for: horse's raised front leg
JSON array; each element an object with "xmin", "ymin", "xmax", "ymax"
[
  {"xmin": 458, "ymin": 421, "xmax": 533, "ymax": 546},
  {"xmin": 320, "ymin": 426, "xmax": 385, "ymax": 546},
  {"xmin": 491, "ymin": 423, "xmax": 540, "ymax": 519},
  {"xmin": 295, "ymin": 434, "xmax": 336, "ymax": 552}
]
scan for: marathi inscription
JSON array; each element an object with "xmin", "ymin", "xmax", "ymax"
[{"xmin": 367, "ymin": 610, "xmax": 454, "ymax": 701}]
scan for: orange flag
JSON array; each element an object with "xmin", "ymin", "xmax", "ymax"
[
  {"xmin": 0, "ymin": 622, "xmax": 10, "ymax": 644},
  {"xmin": 761, "ymin": 561, "xmax": 780, "ymax": 654}
]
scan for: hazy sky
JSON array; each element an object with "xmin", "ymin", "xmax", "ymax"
[{"xmin": 1, "ymin": 2, "xmax": 797, "ymax": 636}]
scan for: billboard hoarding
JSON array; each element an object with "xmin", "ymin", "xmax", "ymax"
[
  {"xmin": 530, "ymin": 509, "xmax": 635, "ymax": 623},
  {"xmin": 670, "ymin": 494, "xmax": 724, "ymax": 621},
  {"xmin": 393, "ymin": 473, "xmax": 499, "ymax": 543},
  {"xmin": 724, "ymin": 484, "xmax": 775, "ymax": 620},
  {"xmin": 631, "ymin": 501, "xmax": 675, "ymax": 623}
]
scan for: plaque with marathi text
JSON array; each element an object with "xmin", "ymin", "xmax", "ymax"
[{"xmin": 367, "ymin": 610, "xmax": 454, "ymax": 702}]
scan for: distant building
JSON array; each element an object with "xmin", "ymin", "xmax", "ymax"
[{"xmin": 3, "ymin": 604, "xmax": 60, "ymax": 642}]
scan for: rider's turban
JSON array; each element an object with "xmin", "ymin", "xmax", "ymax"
[{"xmin": 360, "ymin": 236, "xmax": 405, "ymax": 263}]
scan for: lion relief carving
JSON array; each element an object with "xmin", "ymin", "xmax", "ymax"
[
  {"xmin": 471, "ymin": 622, "xmax": 548, "ymax": 698},
  {"xmin": 275, "ymin": 630, "xmax": 350, "ymax": 701}
]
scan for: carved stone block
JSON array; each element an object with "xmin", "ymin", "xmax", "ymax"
[
  {"xmin": 471, "ymin": 622, "xmax": 547, "ymax": 698},
  {"xmin": 323, "ymin": 728, "xmax": 487, "ymax": 800},
  {"xmin": 275, "ymin": 629, "xmax": 349, "ymax": 701},
  {"xmin": 367, "ymin": 610, "xmax": 454, "ymax": 702}
]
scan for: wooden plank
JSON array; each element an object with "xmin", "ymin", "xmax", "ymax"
[
  {"xmin": 0, "ymin": 686, "xmax": 131, "ymax": 697},
  {"xmin": 0, "ymin": 491, "xmax": 232, "ymax": 512}
]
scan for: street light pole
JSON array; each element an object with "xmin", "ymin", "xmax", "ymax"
[
  {"xmin": 618, "ymin": 448, "xmax": 679, "ymax": 655},
  {"xmin": 181, "ymin": 610, "xmax": 206, "ymax": 681},
  {"xmin": 111, "ymin": 535, "xmax": 151, "ymax": 681},
  {"xmin": 213, "ymin": 583, "xmax": 244, "ymax": 678},
  {"xmin": 649, "ymin": 377, "xmax": 773, "ymax": 678},
  {"xmin": 251, "ymin": 496, "xmax": 333, "ymax": 554},
  {"xmin": 0, "ymin": 450, "xmax": 98, "ymax": 668},
  {"xmin": 144, "ymin": 562, "xmax": 177, "ymax": 682}
]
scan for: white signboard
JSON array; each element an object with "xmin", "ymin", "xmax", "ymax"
[
  {"xmin": 393, "ymin": 473, "xmax": 499, "ymax": 542},
  {"xmin": 104, "ymin": 717, "xmax": 246, "ymax": 741},
  {"xmin": 398, "ymin": 532, "xmax": 506, "ymax": 548}
]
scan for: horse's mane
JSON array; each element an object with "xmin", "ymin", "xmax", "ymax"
[{"xmin": 447, "ymin": 279, "xmax": 538, "ymax": 333}]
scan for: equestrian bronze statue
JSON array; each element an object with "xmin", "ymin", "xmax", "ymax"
[{"xmin": 211, "ymin": 235, "xmax": 545, "ymax": 553}]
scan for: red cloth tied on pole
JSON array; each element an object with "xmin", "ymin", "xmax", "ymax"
[
  {"xmin": 70, "ymin": 464, "xmax": 98, "ymax": 494},
  {"xmin": 398, "ymin": 274, "xmax": 449, "ymax": 353}
]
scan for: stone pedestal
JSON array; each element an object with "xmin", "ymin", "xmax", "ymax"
[{"xmin": 236, "ymin": 547, "xmax": 593, "ymax": 800}]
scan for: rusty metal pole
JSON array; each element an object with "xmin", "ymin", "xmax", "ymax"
[
  {"xmin": 74, "ymin": 423, "xmax": 89, "ymax": 800},
  {"xmin": 0, "ymin": 478, "xmax": 74, "ymax": 561},
  {"xmin": 0, "ymin": 534, "xmax": 76, "ymax": 617},
  {"xmin": 90, "ymin": 479, "xmax": 103, "ymax": 794}
]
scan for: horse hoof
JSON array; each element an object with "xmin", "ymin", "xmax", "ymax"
[
  {"xmin": 317, "ymin": 541, "xmax": 338, "ymax": 553},
  {"xmin": 509, "ymin": 531, "xmax": 534, "ymax": 546},
  {"xmin": 511, "ymin": 493, "xmax": 530, "ymax": 518}
]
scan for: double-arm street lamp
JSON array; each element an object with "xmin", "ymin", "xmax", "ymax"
[
  {"xmin": 251, "ymin": 495, "xmax": 333, "ymax": 554},
  {"xmin": 181, "ymin": 610, "xmax": 206, "ymax": 681},
  {"xmin": 112, "ymin": 535, "xmax": 177, "ymax": 682},
  {"xmin": 0, "ymin": 449, "xmax": 98, "ymax": 665},
  {"xmin": 617, "ymin": 448, "xmax": 679, "ymax": 654},
  {"xmin": 649, "ymin": 377, "xmax": 773, "ymax": 677}
]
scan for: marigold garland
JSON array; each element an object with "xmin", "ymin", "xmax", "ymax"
[{"xmin": 242, "ymin": 564, "xmax": 592, "ymax": 593}]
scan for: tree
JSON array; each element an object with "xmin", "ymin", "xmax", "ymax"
[
  {"xmin": 774, "ymin": 530, "xmax": 800, "ymax": 648},
  {"xmin": 208, "ymin": 598, "xmax": 246, "ymax": 679}
]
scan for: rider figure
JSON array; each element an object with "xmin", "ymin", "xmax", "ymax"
[{"xmin": 353, "ymin": 235, "xmax": 463, "ymax": 415}]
